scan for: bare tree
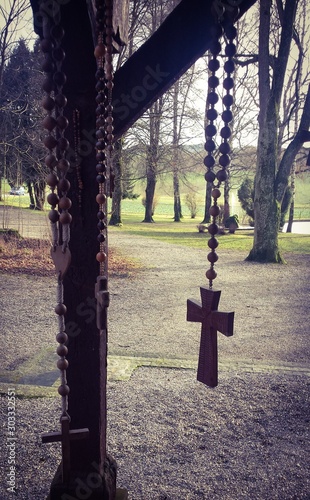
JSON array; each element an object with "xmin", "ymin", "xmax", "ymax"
[{"xmin": 247, "ymin": 0, "xmax": 310, "ymax": 262}]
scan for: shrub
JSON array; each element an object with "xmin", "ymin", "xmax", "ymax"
[{"xmin": 185, "ymin": 192, "xmax": 197, "ymax": 218}]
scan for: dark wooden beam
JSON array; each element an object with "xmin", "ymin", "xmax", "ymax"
[{"xmin": 112, "ymin": 0, "xmax": 258, "ymax": 138}]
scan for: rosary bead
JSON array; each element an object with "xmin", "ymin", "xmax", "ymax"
[
  {"xmin": 96, "ymin": 104, "xmax": 106, "ymax": 116},
  {"xmin": 96, "ymin": 251, "xmax": 107, "ymax": 263},
  {"xmin": 96, "ymin": 129, "xmax": 105, "ymax": 140},
  {"xmin": 220, "ymin": 126, "xmax": 231, "ymax": 139},
  {"xmin": 222, "ymin": 109, "xmax": 233, "ymax": 123},
  {"xmin": 56, "ymin": 332, "xmax": 68, "ymax": 344},
  {"xmin": 58, "ymin": 178, "xmax": 70, "ymax": 192},
  {"xmin": 51, "ymin": 24, "xmax": 65, "ymax": 40},
  {"xmin": 54, "ymin": 71, "xmax": 67, "ymax": 86},
  {"xmin": 105, "ymin": 63, "xmax": 113, "ymax": 76},
  {"xmin": 207, "ymin": 91, "xmax": 219, "ymax": 105},
  {"xmin": 106, "ymin": 133, "xmax": 114, "ymax": 142},
  {"xmin": 94, "ymin": 43, "xmax": 106, "ymax": 58},
  {"xmin": 223, "ymin": 77, "xmax": 234, "ymax": 90},
  {"xmin": 45, "ymin": 154, "xmax": 57, "ymax": 168},
  {"xmin": 205, "ymin": 170, "xmax": 216, "ymax": 183},
  {"xmin": 225, "ymin": 43, "xmax": 237, "ymax": 57},
  {"xmin": 96, "ymin": 163, "xmax": 106, "ymax": 173},
  {"xmin": 57, "ymin": 115, "xmax": 69, "ymax": 130},
  {"xmin": 58, "ymin": 384, "xmax": 70, "ymax": 396},
  {"xmin": 208, "ymin": 75, "xmax": 219, "ymax": 88},
  {"xmin": 106, "ymin": 104, "xmax": 113, "ymax": 114},
  {"xmin": 58, "ymin": 158, "xmax": 70, "ymax": 172},
  {"xmin": 224, "ymin": 24, "xmax": 237, "ymax": 40},
  {"xmin": 96, "ymin": 174, "xmax": 106, "ymax": 183},
  {"xmin": 47, "ymin": 172, "xmax": 59, "ymax": 187},
  {"xmin": 97, "ymin": 210, "xmax": 106, "ymax": 220},
  {"xmin": 204, "ymin": 139, "xmax": 216, "ymax": 152},
  {"xmin": 219, "ymin": 154, "xmax": 230, "ymax": 167},
  {"xmin": 55, "ymin": 93, "xmax": 67, "ymax": 108},
  {"xmin": 96, "ymin": 151, "xmax": 106, "ymax": 162},
  {"xmin": 208, "ymin": 58, "xmax": 220, "ymax": 72},
  {"xmin": 206, "ymin": 108, "xmax": 218, "ymax": 121},
  {"xmin": 219, "ymin": 142, "xmax": 231, "ymax": 154},
  {"xmin": 55, "ymin": 303, "xmax": 67, "ymax": 316},
  {"xmin": 47, "ymin": 192, "xmax": 59, "ymax": 207},
  {"xmin": 223, "ymin": 94, "xmax": 234, "ymax": 107},
  {"xmin": 96, "ymin": 80, "xmax": 106, "ymax": 92},
  {"xmin": 43, "ymin": 115, "xmax": 56, "ymax": 131},
  {"xmin": 224, "ymin": 59, "xmax": 235, "ymax": 74},
  {"xmin": 212, "ymin": 188, "xmax": 221, "ymax": 199},
  {"xmin": 97, "ymin": 233, "xmax": 106, "ymax": 243},
  {"xmin": 97, "ymin": 221, "xmax": 106, "ymax": 231},
  {"xmin": 40, "ymin": 39, "xmax": 54, "ymax": 53},
  {"xmin": 96, "ymin": 93, "xmax": 105, "ymax": 104},
  {"xmin": 43, "ymin": 135, "xmax": 58, "ymax": 150},
  {"xmin": 96, "ymin": 193, "xmax": 106, "ymax": 204},
  {"xmin": 58, "ymin": 137, "xmax": 69, "ymax": 151},
  {"xmin": 208, "ymin": 251, "xmax": 218, "ymax": 263},
  {"xmin": 58, "ymin": 196, "xmax": 72, "ymax": 210},
  {"xmin": 57, "ymin": 358, "xmax": 69, "ymax": 370},
  {"xmin": 96, "ymin": 140, "xmax": 106, "ymax": 150},
  {"xmin": 42, "ymin": 58, "xmax": 55, "ymax": 73},
  {"xmin": 208, "ymin": 223, "xmax": 219, "ymax": 235},
  {"xmin": 49, "ymin": 209, "xmax": 59, "ymax": 223},
  {"xmin": 59, "ymin": 212, "xmax": 72, "ymax": 225},
  {"xmin": 205, "ymin": 124, "xmax": 217, "ymax": 137},
  {"xmin": 208, "ymin": 236, "xmax": 219, "ymax": 249},
  {"xmin": 57, "ymin": 344, "xmax": 68, "ymax": 356},
  {"xmin": 206, "ymin": 268, "xmax": 217, "ymax": 281},
  {"xmin": 216, "ymin": 169, "xmax": 228, "ymax": 182},
  {"xmin": 106, "ymin": 80, "xmax": 114, "ymax": 90},
  {"xmin": 53, "ymin": 47, "xmax": 66, "ymax": 62},
  {"xmin": 209, "ymin": 39, "xmax": 221, "ymax": 56},
  {"xmin": 209, "ymin": 205, "xmax": 220, "ymax": 217},
  {"xmin": 96, "ymin": 68, "xmax": 105, "ymax": 80},
  {"xmin": 42, "ymin": 76, "xmax": 54, "ymax": 93},
  {"xmin": 96, "ymin": 117, "xmax": 105, "ymax": 128},
  {"xmin": 42, "ymin": 95, "xmax": 55, "ymax": 111},
  {"xmin": 204, "ymin": 155, "xmax": 215, "ymax": 168}
]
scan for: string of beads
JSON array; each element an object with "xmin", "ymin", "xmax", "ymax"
[
  {"xmin": 204, "ymin": 21, "xmax": 237, "ymax": 289},
  {"xmin": 40, "ymin": 0, "xmax": 71, "ymax": 417},
  {"xmin": 94, "ymin": 0, "xmax": 114, "ymax": 276}
]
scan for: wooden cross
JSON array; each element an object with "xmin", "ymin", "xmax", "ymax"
[
  {"xmin": 42, "ymin": 416, "xmax": 89, "ymax": 483},
  {"xmin": 187, "ymin": 286, "xmax": 234, "ymax": 387}
]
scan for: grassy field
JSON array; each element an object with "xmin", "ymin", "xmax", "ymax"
[
  {"xmin": 1, "ymin": 176, "xmax": 309, "ymax": 255},
  {"xmin": 110, "ymin": 215, "xmax": 310, "ymax": 255}
]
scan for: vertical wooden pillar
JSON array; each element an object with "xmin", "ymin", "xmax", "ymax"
[{"xmin": 47, "ymin": 1, "xmax": 116, "ymax": 497}]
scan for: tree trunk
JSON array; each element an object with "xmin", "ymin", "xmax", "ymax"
[
  {"xmin": 109, "ymin": 139, "xmax": 123, "ymax": 226},
  {"xmin": 247, "ymin": 100, "xmax": 284, "ymax": 263},
  {"xmin": 33, "ymin": 180, "xmax": 45, "ymax": 211},
  {"xmin": 173, "ymin": 168, "xmax": 182, "ymax": 221},
  {"xmin": 142, "ymin": 100, "xmax": 162, "ymax": 223},
  {"xmin": 201, "ymin": 181, "xmax": 212, "ymax": 224},
  {"xmin": 143, "ymin": 159, "xmax": 156, "ymax": 222},
  {"xmin": 247, "ymin": 0, "xmax": 298, "ymax": 263},
  {"xmin": 286, "ymin": 170, "xmax": 295, "ymax": 233},
  {"xmin": 27, "ymin": 181, "xmax": 35, "ymax": 209}
]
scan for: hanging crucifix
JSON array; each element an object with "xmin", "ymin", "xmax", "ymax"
[{"xmin": 187, "ymin": 12, "xmax": 238, "ymax": 387}]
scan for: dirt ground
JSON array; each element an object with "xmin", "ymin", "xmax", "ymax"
[{"xmin": 0, "ymin": 221, "xmax": 309, "ymax": 499}]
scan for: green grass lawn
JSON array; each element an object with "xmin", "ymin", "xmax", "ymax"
[
  {"xmin": 1, "ymin": 177, "xmax": 309, "ymax": 255},
  {"xmin": 111, "ymin": 215, "xmax": 310, "ymax": 255}
]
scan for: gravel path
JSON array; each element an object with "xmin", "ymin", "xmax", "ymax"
[{"xmin": 0, "ymin": 228, "xmax": 310, "ymax": 499}]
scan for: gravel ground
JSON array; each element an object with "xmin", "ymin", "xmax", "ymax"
[{"xmin": 0, "ymin": 228, "xmax": 310, "ymax": 499}]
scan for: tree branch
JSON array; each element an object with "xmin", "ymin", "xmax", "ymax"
[{"xmin": 276, "ymin": 84, "xmax": 310, "ymax": 202}]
